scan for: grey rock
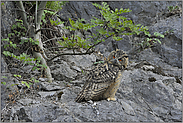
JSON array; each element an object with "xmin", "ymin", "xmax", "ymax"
[
  {"xmin": 38, "ymin": 77, "xmax": 47, "ymax": 82},
  {"xmin": 70, "ymin": 80, "xmax": 84, "ymax": 87},
  {"xmin": 52, "ymin": 115, "xmax": 76, "ymax": 122},
  {"xmin": 51, "ymin": 60, "xmax": 78, "ymax": 81},
  {"xmin": 1, "ymin": 1, "xmax": 182, "ymax": 122},
  {"xmin": 3, "ymin": 66, "xmax": 182, "ymax": 122},
  {"xmin": 142, "ymin": 65, "xmax": 155, "ymax": 71},
  {"xmin": 66, "ymin": 50, "xmax": 96, "ymax": 70},
  {"xmin": 1, "ymin": 1, "xmax": 16, "ymax": 38},
  {"xmin": 119, "ymin": 69, "xmax": 182, "ymax": 122},
  {"xmin": 39, "ymin": 82, "xmax": 64, "ymax": 91},
  {"xmin": 38, "ymin": 91, "xmax": 57, "ymax": 98},
  {"xmin": 162, "ymin": 76, "xmax": 176, "ymax": 85},
  {"xmin": 138, "ymin": 49, "xmax": 182, "ymax": 79},
  {"xmin": 17, "ymin": 99, "xmax": 41, "ymax": 106},
  {"xmin": 149, "ymin": 16, "xmax": 182, "ymax": 68},
  {"xmin": 119, "ymin": 100, "xmax": 135, "ymax": 116},
  {"xmin": 1, "ymin": 57, "xmax": 8, "ymax": 73},
  {"xmin": 71, "ymin": 65, "xmax": 82, "ymax": 72},
  {"xmin": 16, "ymin": 104, "xmax": 59, "ymax": 122}
]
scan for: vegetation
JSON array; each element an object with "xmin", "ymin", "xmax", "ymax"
[
  {"xmin": 168, "ymin": 5, "xmax": 180, "ymax": 12},
  {"xmin": 2, "ymin": 2, "xmax": 164, "ymax": 87}
]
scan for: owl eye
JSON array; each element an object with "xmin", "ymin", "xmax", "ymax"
[
  {"xmin": 113, "ymin": 56, "xmax": 115, "ymax": 59},
  {"xmin": 118, "ymin": 58, "xmax": 122, "ymax": 61}
]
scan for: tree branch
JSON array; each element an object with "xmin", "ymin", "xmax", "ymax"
[
  {"xmin": 37, "ymin": 1, "xmax": 47, "ymax": 28},
  {"xmin": 86, "ymin": 41, "xmax": 102, "ymax": 53},
  {"xmin": 35, "ymin": 1, "xmax": 38, "ymax": 29},
  {"xmin": 12, "ymin": 8, "xmax": 29, "ymax": 14},
  {"xmin": 38, "ymin": 8, "xmax": 56, "ymax": 12},
  {"xmin": 48, "ymin": 50, "xmax": 94, "ymax": 61},
  {"xmin": 36, "ymin": 28, "xmax": 58, "ymax": 34},
  {"xmin": 43, "ymin": 37, "xmax": 63, "ymax": 44},
  {"xmin": 15, "ymin": 1, "xmax": 29, "ymax": 29},
  {"xmin": 47, "ymin": 46, "xmax": 79, "ymax": 50}
]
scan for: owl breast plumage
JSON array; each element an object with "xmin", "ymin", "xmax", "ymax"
[{"xmin": 75, "ymin": 49, "xmax": 128, "ymax": 102}]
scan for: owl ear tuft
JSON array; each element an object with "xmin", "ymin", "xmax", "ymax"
[{"xmin": 104, "ymin": 56, "xmax": 107, "ymax": 61}]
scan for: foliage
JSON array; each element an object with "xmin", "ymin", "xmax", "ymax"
[
  {"xmin": 94, "ymin": 61, "xmax": 104, "ymax": 65},
  {"xmin": 138, "ymin": 31, "xmax": 164, "ymax": 50},
  {"xmin": 46, "ymin": 1, "xmax": 68, "ymax": 11},
  {"xmin": 2, "ymin": 2, "xmax": 165, "ymax": 86},
  {"xmin": 168, "ymin": 5, "xmax": 179, "ymax": 12},
  {"xmin": 163, "ymin": 29, "xmax": 174, "ymax": 36},
  {"xmin": 41, "ymin": 1, "xmax": 67, "ymax": 25},
  {"xmin": 55, "ymin": 2, "xmax": 164, "ymax": 52},
  {"xmin": 2, "ymin": 19, "xmax": 45, "ymax": 88}
]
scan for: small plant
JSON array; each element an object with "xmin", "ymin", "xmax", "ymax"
[
  {"xmin": 1, "ymin": 76, "xmax": 7, "ymax": 85},
  {"xmin": 2, "ymin": 19, "xmax": 45, "ymax": 88},
  {"xmin": 138, "ymin": 31, "xmax": 164, "ymax": 50},
  {"xmin": 54, "ymin": 2, "xmax": 164, "ymax": 55},
  {"xmin": 164, "ymin": 29, "xmax": 174, "ymax": 36},
  {"xmin": 94, "ymin": 61, "xmax": 104, "ymax": 65},
  {"xmin": 168, "ymin": 5, "xmax": 179, "ymax": 12}
]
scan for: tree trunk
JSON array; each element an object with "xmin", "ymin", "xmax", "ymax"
[{"xmin": 16, "ymin": 1, "xmax": 53, "ymax": 82}]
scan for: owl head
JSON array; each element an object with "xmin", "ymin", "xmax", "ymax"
[{"xmin": 107, "ymin": 49, "xmax": 129, "ymax": 68}]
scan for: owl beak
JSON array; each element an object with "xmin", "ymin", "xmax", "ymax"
[{"xmin": 111, "ymin": 59, "xmax": 120, "ymax": 65}]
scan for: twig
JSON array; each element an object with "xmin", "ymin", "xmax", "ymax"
[
  {"xmin": 86, "ymin": 41, "xmax": 102, "ymax": 53},
  {"xmin": 43, "ymin": 37, "xmax": 63, "ymax": 43},
  {"xmin": 35, "ymin": 28, "xmax": 58, "ymax": 34},
  {"xmin": 37, "ymin": 8, "xmax": 56, "ymax": 12},
  {"xmin": 47, "ymin": 46, "xmax": 79, "ymax": 50},
  {"xmin": 14, "ymin": 76, "xmax": 35, "ymax": 84},
  {"xmin": 12, "ymin": 8, "xmax": 29, "ymax": 15},
  {"xmin": 48, "ymin": 50, "xmax": 94, "ymax": 61}
]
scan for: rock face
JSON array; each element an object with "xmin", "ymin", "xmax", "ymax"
[
  {"xmin": 1, "ymin": 1, "xmax": 182, "ymax": 122},
  {"xmin": 1, "ymin": 1, "xmax": 16, "ymax": 38}
]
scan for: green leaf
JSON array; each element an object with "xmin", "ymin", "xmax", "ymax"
[
  {"xmin": 3, "ymin": 51, "xmax": 11, "ymax": 56},
  {"xmin": 94, "ymin": 61, "xmax": 104, "ymax": 64},
  {"xmin": 8, "ymin": 33, "xmax": 14, "ymax": 37},
  {"xmin": 35, "ymin": 79, "xmax": 39, "ymax": 83},
  {"xmin": 2, "ymin": 76, "xmax": 7, "ymax": 79},
  {"xmin": 136, "ymin": 24, "xmax": 141, "ymax": 27},
  {"xmin": 154, "ymin": 38, "xmax": 162, "ymax": 44},
  {"xmin": 21, "ymin": 81, "xmax": 30, "ymax": 88},
  {"xmin": 32, "ymin": 66, "xmax": 37, "ymax": 71},
  {"xmin": 144, "ymin": 31, "xmax": 151, "ymax": 37},
  {"xmin": 2, "ymin": 38, "xmax": 9, "ymax": 42},
  {"xmin": 1, "ymin": 82, "xmax": 6, "ymax": 85},
  {"xmin": 13, "ymin": 74, "xmax": 21, "ymax": 78},
  {"xmin": 154, "ymin": 32, "xmax": 164, "ymax": 38},
  {"xmin": 11, "ymin": 84, "xmax": 17, "ymax": 86}
]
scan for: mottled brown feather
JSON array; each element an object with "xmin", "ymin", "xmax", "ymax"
[{"xmin": 75, "ymin": 49, "xmax": 128, "ymax": 102}]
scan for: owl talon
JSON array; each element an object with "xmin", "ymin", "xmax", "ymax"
[{"xmin": 107, "ymin": 97, "xmax": 116, "ymax": 101}]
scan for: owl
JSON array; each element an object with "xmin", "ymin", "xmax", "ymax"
[{"xmin": 75, "ymin": 49, "xmax": 129, "ymax": 103}]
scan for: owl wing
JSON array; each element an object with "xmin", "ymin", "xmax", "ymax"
[{"xmin": 75, "ymin": 63, "xmax": 120, "ymax": 102}]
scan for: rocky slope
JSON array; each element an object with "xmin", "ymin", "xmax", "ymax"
[{"xmin": 1, "ymin": 1, "xmax": 182, "ymax": 122}]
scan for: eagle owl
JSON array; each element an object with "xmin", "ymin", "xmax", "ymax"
[{"xmin": 75, "ymin": 49, "xmax": 128, "ymax": 103}]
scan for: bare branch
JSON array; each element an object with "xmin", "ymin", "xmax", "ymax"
[
  {"xmin": 47, "ymin": 46, "xmax": 79, "ymax": 50},
  {"xmin": 43, "ymin": 37, "xmax": 63, "ymax": 43},
  {"xmin": 37, "ymin": 1, "xmax": 47, "ymax": 27},
  {"xmin": 15, "ymin": 1, "xmax": 29, "ymax": 29},
  {"xmin": 48, "ymin": 50, "xmax": 94, "ymax": 61},
  {"xmin": 36, "ymin": 28, "xmax": 58, "ymax": 34},
  {"xmin": 38, "ymin": 8, "xmax": 56, "ymax": 12},
  {"xmin": 35, "ymin": 1, "xmax": 38, "ymax": 29},
  {"xmin": 12, "ymin": 8, "xmax": 29, "ymax": 14},
  {"xmin": 86, "ymin": 41, "xmax": 102, "ymax": 53}
]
